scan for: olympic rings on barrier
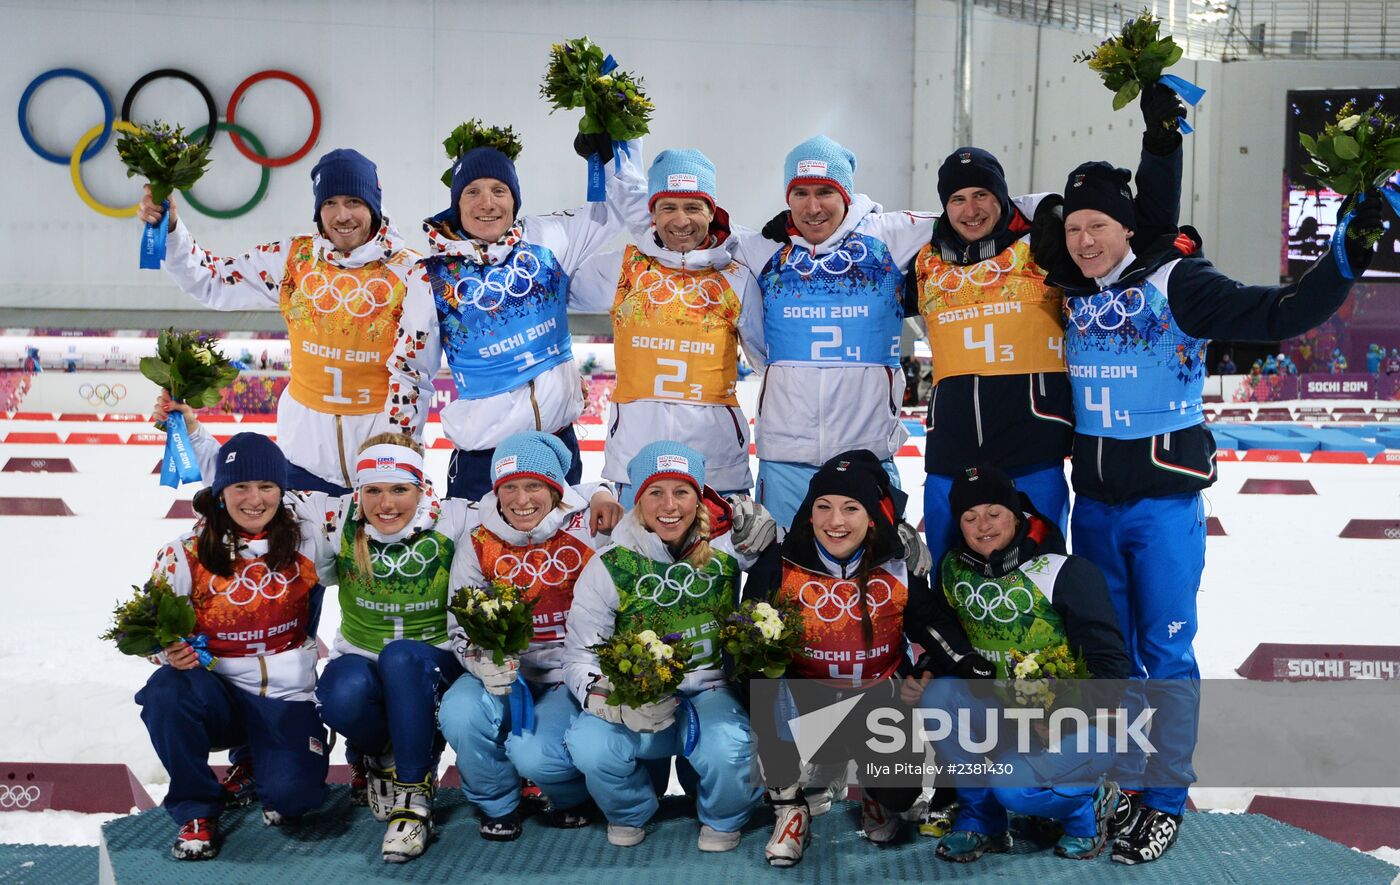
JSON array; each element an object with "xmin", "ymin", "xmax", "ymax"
[
  {"xmin": 17, "ymin": 68, "xmax": 113, "ymax": 164},
  {"xmin": 70, "ymin": 120, "xmax": 143, "ymax": 218},
  {"xmin": 78, "ymin": 382, "xmax": 128, "ymax": 407},
  {"xmin": 182, "ymin": 122, "xmax": 271, "ymax": 219},
  {"xmin": 226, "ymin": 70, "xmax": 321, "ymax": 167},
  {"xmin": 0, "ymin": 784, "xmax": 43, "ymax": 809},
  {"xmin": 21, "ymin": 66, "xmax": 320, "ymax": 218},
  {"xmin": 120, "ymin": 69, "xmax": 217, "ymax": 147}
]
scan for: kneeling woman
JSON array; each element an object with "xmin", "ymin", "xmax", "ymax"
[
  {"xmin": 136, "ymin": 433, "xmax": 329, "ymax": 861},
  {"xmin": 745, "ymin": 450, "xmax": 981, "ymax": 867},
  {"xmin": 437, "ymin": 432, "xmax": 622, "ymax": 841},
  {"xmin": 562, "ymin": 442, "xmax": 763, "ymax": 851}
]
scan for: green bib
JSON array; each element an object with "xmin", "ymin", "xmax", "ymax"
[
  {"xmin": 337, "ymin": 524, "xmax": 455, "ymax": 653},
  {"xmin": 602, "ymin": 547, "xmax": 738, "ymax": 668},
  {"xmin": 940, "ymin": 554, "xmax": 1068, "ymax": 679}
]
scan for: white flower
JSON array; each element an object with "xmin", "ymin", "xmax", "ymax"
[
  {"xmin": 751, "ymin": 602, "xmax": 777, "ymax": 621},
  {"xmin": 757, "ymin": 621, "xmax": 782, "ymax": 641},
  {"xmin": 480, "ymin": 599, "xmax": 500, "ymax": 618},
  {"xmin": 636, "ymin": 629, "xmax": 660, "ymax": 646},
  {"xmin": 1012, "ymin": 655, "xmax": 1039, "ymax": 679},
  {"xmin": 1338, "ymin": 114, "xmax": 1362, "ymax": 131},
  {"xmin": 656, "ymin": 643, "xmax": 674, "ymax": 661}
]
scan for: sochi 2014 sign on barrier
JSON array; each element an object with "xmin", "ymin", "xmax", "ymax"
[{"xmin": 1227, "ymin": 372, "xmax": 1400, "ymax": 403}]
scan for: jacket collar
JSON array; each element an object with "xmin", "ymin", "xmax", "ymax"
[
  {"xmin": 789, "ymin": 193, "xmax": 878, "ymax": 255},
  {"xmin": 636, "ymin": 207, "xmax": 738, "ymax": 272},
  {"xmin": 313, "ymin": 217, "xmax": 409, "ymax": 269}
]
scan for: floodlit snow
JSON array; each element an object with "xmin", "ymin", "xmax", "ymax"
[{"xmin": 1, "ymin": 399, "xmax": 1397, "ymax": 862}]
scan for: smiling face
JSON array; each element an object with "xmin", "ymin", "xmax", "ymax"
[
  {"xmin": 1064, "ymin": 209, "xmax": 1134, "ymax": 279},
  {"xmin": 319, "ymin": 196, "xmax": 375, "ymax": 252},
  {"xmin": 787, "ymin": 184, "xmax": 847, "ymax": 245},
  {"xmin": 809, "ymin": 494, "xmax": 871, "ymax": 560},
  {"xmin": 652, "ymin": 197, "xmax": 714, "ymax": 252},
  {"xmin": 496, "ymin": 478, "xmax": 558, "ymax": 533},
  {"xmin": 959, "ymin": 503, "xmax": 1019, "ymax": 558},
  {"xmin": 222, "ymin": 481, "xmax": 282, "ymax": 534},
  {"xmin": 637, "ymin": 480, "xmax": 699, "ymax": 545},
  {"xmin": 360, "ymin": 482, "xmax": 422, "ymax": 535},
  {"xmin": 944, "ymin": 186, "xmax": 1003, "ymax": 243},
  {"xmin": 458, "ymin": 177, "xmax": 515, "ymax": 243}
]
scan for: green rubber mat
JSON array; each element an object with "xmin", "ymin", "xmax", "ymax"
[
  {"xmin": 98, "ymin": 788, "xmax": 1399, "ymax": 884},
  {"xmin": 0, "ymin": 844, "xmax": 98, "ymax": 884}
]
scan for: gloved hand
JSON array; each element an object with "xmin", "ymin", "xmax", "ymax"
[
  {"xmin": 1342, "ymin": 189, "xmax": 1388, "ymax": 271},
  {"xmin": 727, "ymin": 495, "xmax": 778, "ymax": 555},
  {"xmin": 1028, "ymin": 195, "xmax": 1090, "ymax": 289},
  {"xmin": 584, "ymin": 676, "xmax": 624, "ymax": 725},
  {"xmin": 619, "ymin": 697, "xmax": 677, "ymax": 733},
  {"xmin": 1140, "ymin": 83, "xmax": 1185, "ymax": 155},
  {"xmin": 465, "ymin": 651, "xmax": 520, "ymax": 696},
  {"xmin": 953, "ymin": 653, "xmax": 997, "ymax": 680},
  {"xmin": 761, "ymin": 209, "xmax": 792, "ymax": 245},
  {"xmin": 573, "ymin": 131, "xmax": 614, "ymax": 161},
  {"xmin": 896, "ymin": 521, "xmax": 932, "ymax": 577}
]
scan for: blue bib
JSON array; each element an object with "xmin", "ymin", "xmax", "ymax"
[
  {"xmin": 760, "ymin": 231, "xmax": 902, "ymax": 367},
  {"xmin": 1063, "ymin": 279, "xmax": 1208, "ymax": 439},
  {"xmin": 425, "ymin": 244, "xmax": 574, "ymax": 399}
]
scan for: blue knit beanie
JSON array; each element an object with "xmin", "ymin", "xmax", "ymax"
[
  {"xmin": 627, "ymin": 441, "xmax": 706, "ymax": 503},
  {"xmin": 491, "ymin": 431, "xmax": 572, "ymax": 495},
  {"xmin": 211, "ymin": 433, "xmax": 288, "ymax": 497},
  {"xmin": 449, "ymin": 147, "xmax": 522, "ymax": 228},
  {"xmin": 784, "ymin": 136, "xmax": 856, "ymax": 204},
  {"xmin": 311, "ymin": 149, "xmax": 382, "ymax": 228},
  {"xmin": 648, "ymin": 149, "xmax": 717, "ymax": 211}
]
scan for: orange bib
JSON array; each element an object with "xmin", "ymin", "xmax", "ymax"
[
  {"xmin": 610, "ymin": 246, "xmax": 741, "ymax": 407},
  {"xmin": 913, "ymin": 239, "xmax": 1065, "ymax": 384},
  {"xmin": 776, "ymin": 564, "xmax": 908, "ymax": 685},
  {"xmin": 471, "ymin": 526, "xmax": 594, "ymax": 643},
  {"xmin": 185, "ymin": 543, "xmax": 320, "ymax": 658},
  {"xmin": 279, "ymin": 236, "xmax": 407, "ymax": 415}
]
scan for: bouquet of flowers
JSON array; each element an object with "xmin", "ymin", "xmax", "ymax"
[
  {"xmin": 116, "ymin": 121, "xmax": 213, "ymax": 269},
  {"xmin": 1007, "ymin": 644, "xmax": 1089, "ymax": 710},
  {"xmin": 541, "ymin": 36, "xmax": 653, "ymax": 200},
  {"xmin": 718, "ymin": 599, "xmax": 805, "ymax": 680},
  {"xmin": 100, "ymin": 575, "xmax": 215, "ymax": 668},
  {"xmin": 1299, "ymin": 101, "xmax": 1400, "ymax": 247},
  {"xmin": 448, "ymin": 580, "xmax": 537, "ymax": 666},
  {"xmin": 1073, "ymin": 12, "xmax": 1184, "ymax": 111},
  {"xmin": 141, "ymin": 328, "xmax": 240, "ymax": 488},
  {"xmin": 440, "ymin": 119, "xmax": 523, "ymax": 188},
  {"xmin": 594, "ymin": 628, "xmax": 693, "ymax": 708}
]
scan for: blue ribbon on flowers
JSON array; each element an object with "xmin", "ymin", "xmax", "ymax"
[
  {"xmin": 1332, "ymin": 184, "xmax": 1400, "ymax": 281},
  {"xmin": 677, "ymin": 693, "xmax": 700, "ymax": 756},
  {"xmin": 184, "ymin": 633, "xmax": 215, "ymax": 669},
  {"xmin": 586, "ymin": 54, "xmax": 625, "ymax": 203},
  {"xmin": 140, "ymin": 200, "xmax": 169, "ymax": 269},
  {"xmin": 508, "ymin": 674, "xmax": 535, "ymax": 737},
  {"xmin": 1158, "ymin": 74, "xmax": 1206, "ymax": 134},
  {"xmin": 159, "ymin": 409, "xmax": 203, "ymax": 488}
]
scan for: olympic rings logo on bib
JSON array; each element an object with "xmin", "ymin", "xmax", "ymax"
[
  {"xmin": 19, "ymin": 67, "xmax": 320, "ymax": 219},
  {"xmin": 493, "ymin": 546, "xmax": 585, "ymax": 588},
  {"xmin": 371, "ymin": 537, "xmax": 440, "ymax": 579},
  {"xmin": 216, "ymin": 562, "xmax": 295, "ymax": 606},
  {"xmin": 953, "ymin": 580, "xmax": 1034, "ymax": 623},
  {"xmin": 1068, "ymin": 287, "xmax": 1147, "ymax": 332},
  {"xmin": 928, "ymin": 250, "xmax": 1019, "ymax": 294},
  {"xmin": 78, "ymin": 382, "xmax": 127, "ymax": 407},
  {"xmin": 0, "ymin": 785, "xmax": 42, "ymax": 809},
  {"xmin": 784, "ymin": 239, "xmax": 869, "ymax": 278},
  {"xmin": 633, "ymin": 268, "xmax": 727, "ymax": 309},
  {"xmin": 454, "ymin": 250, "xmax": 543, "ymax": 311},
  {"xmin": 633, "ymin": 563, "xmax": 718, "ymax": 607},
  {"xmin": 297, "ymin": 270, "xmax": 394, "ymax": 317},
  {"xmin": 798, "ymin": 578, "xmax": 893, "ymax": 623}
]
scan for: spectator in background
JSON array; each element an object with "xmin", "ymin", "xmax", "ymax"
[
  {"xmin": 1216, "ymin": 352, "xmax": 1236, "ymax": 374},
  {"xmin": 1366, "ymin": 343, "xmax": 1383, "ymax": 375},
  {"xmin": 1261, "ymin": 353, "xmax": 1278, "ymax": 375},
  {"xmin": 1279, "ymin": 353, "xmax": 1298, "ymax": 375},
  {"xmin": 1386, "ymin": 348, "xmax": 1400, "ymax": 375},
  {"xmin": 23, "ymin": 347, "xmax": 41, "ymax": 373},
  {"xmin": 1330, "ymin": 348, "xmax": 1349, "ymax": 374}
]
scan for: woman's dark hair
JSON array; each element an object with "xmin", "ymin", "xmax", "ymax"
[
  {"xmin": 192, "ymin": 486, "xmax": 302, "ymax": 577},
  {"xmin": 852, "ymin": 518, "xmax": 880, "ymax": 649}
]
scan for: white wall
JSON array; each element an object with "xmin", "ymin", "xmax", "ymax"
[{"xmin": 3, "ymin": 0, "xmax": 914, "ymax": 314}]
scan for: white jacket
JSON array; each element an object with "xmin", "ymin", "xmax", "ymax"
[
  {"xmin": 387, "ymin": 145, "xmax": 647, "ymax": 452},
  {"xmin": 160, "ymin": 218, "xmax": 432, "ymax": 488},
  {"xmin": 571, "ymin": 223, "xmax": 765, "ymax": 493},
  {"xmin": 732, "ymin": 195, "xmax": 937, "ymax": 464}
]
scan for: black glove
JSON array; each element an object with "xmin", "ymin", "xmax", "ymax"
[
  {"xmin": 953, "ymin": 653, "xmax": 996, "ymax": 680},
  {"xmin": 1342, "ymin": 190, "xmax": 1387, "ymax": 271},
  {"xmin": 1140, "ymin": 83, "xmax": 1185, "ymax": 155},
  {"xmin": 573, "ymin": 131, "xmax": 614, "ymax": 161},
  {"xmin": 761, "ymin": 209, "xmax": 791, "ymax": 245},
  {"xmin": 1029, "ymin": 195, "xmax": 1090, "ymax": 289}
]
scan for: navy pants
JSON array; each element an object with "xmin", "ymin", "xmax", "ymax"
[
  {"xmin": 446, "ymin": 425, "xmax": 582, "ymax": 502},
  {"xmin": 316, "ymin": 641, "xmax": 462, "ymax": 783},
  {"xmin": 137, "ymin": 666, "xmax": 328, "ymax": 825}
]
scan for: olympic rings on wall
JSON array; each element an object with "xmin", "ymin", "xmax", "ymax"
[
  {"xmin": 78, "ymin": 382, "xmax": 127, "ymax": 407},
  {"xmin": 20, "ymin": 66, "xmax": 320, "ymax": 219}
]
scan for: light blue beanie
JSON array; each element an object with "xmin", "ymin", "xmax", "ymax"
[
  {"xmin": 491, "ymin": 431, "xmax": 572, "ymax": 494},
  {"xmin": 648, "ymin": 149, "xmax": 717, "ymax": 210},
  {"xmin": 627, "ymin": 441, "xmax": 706, "ymax": 503},
  {"xmin": 784, "ymin": 136, "xmax": 856, "ymax": 204}
]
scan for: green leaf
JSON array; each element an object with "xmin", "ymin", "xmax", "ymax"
[
  {"xmin": 1112, "ymin": 80, "xmax": 1141, "ymax": 111},
  {"xmin": 1333, "ymin": 134, "xmax": 1361, "ymax": 160},
  {"xmin": 1298, "ymin": 132, "xmax": 1318, "ymax": 154},
  {"xmin": 139, "ymin": 356, "xmax": 172, "ymax": 388}
]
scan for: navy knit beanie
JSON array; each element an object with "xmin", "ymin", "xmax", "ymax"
[
  {"xmin": 449, "ymin": 147, "xmax": 522, "ymax": 228},
  {"xmin": 311, "ymin": 149, "xmax": 382, "ymax": 230},
  {"xmin": 211, "ymin": 433, "xmax": 288, "ymax": 497},
  {"xmin": 937, "ymin": 147, "xmax": 1010, "ymax": 211},
  {"xmin": 947, "ymin": 463, "xmax": 1021, "ymax": 520},
  {"xmin": 1063, "ymin": 161, "xmax": 1137, "ymax": 230}
]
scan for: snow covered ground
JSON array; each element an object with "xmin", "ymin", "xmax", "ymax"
[{"xmin": 1, "ymin": 404, "xmax": 1398, "ymax": 860}]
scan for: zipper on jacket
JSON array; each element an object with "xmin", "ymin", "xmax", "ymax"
[
  {"xmin": 1162, "ymin": 431, "xmax": 1172, "ymax": 452},
  {"xmin": 757, "ymin": 373, "xmax": 769, "ymax": 415},
  {"xmin": 928, "ymin": 384, "xmax": 937, "ymax": 431},
  {"xmin": 1096, "ymin": 436, "xmax": 1104, "ymax": 483},
  {"xmin": 529, "ymin": 379, "xmax": 542, "ymax": 429},
  {"xmin": 885, "ymin": 367, "xmax": 898, "ymax": 416},
  {"xmin": 335, "ymin": 416, "xmax": 351, "ymax": 488},
  {"xmin": 1038, "ymin": 372, "xmax": 1047, "ymax": 396},
  {"xmin": 258, "ymin": 656, "xmax": 269, "ymax": 697},
  {"xmin": 973, "ymin": 376, "xmax": 984, "ymax": 447},
  {"xmin": 727, "ymin": 407, "xmax": 744, "ymax": 445}
]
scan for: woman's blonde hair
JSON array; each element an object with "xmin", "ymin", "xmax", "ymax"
[
  {"xmin": 633, "ymin": 486, "xmax": 713, "ymax": 569},
  {"xmin": 352, "ymin": 432, "xmax": 427, "ymax": 577}
]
